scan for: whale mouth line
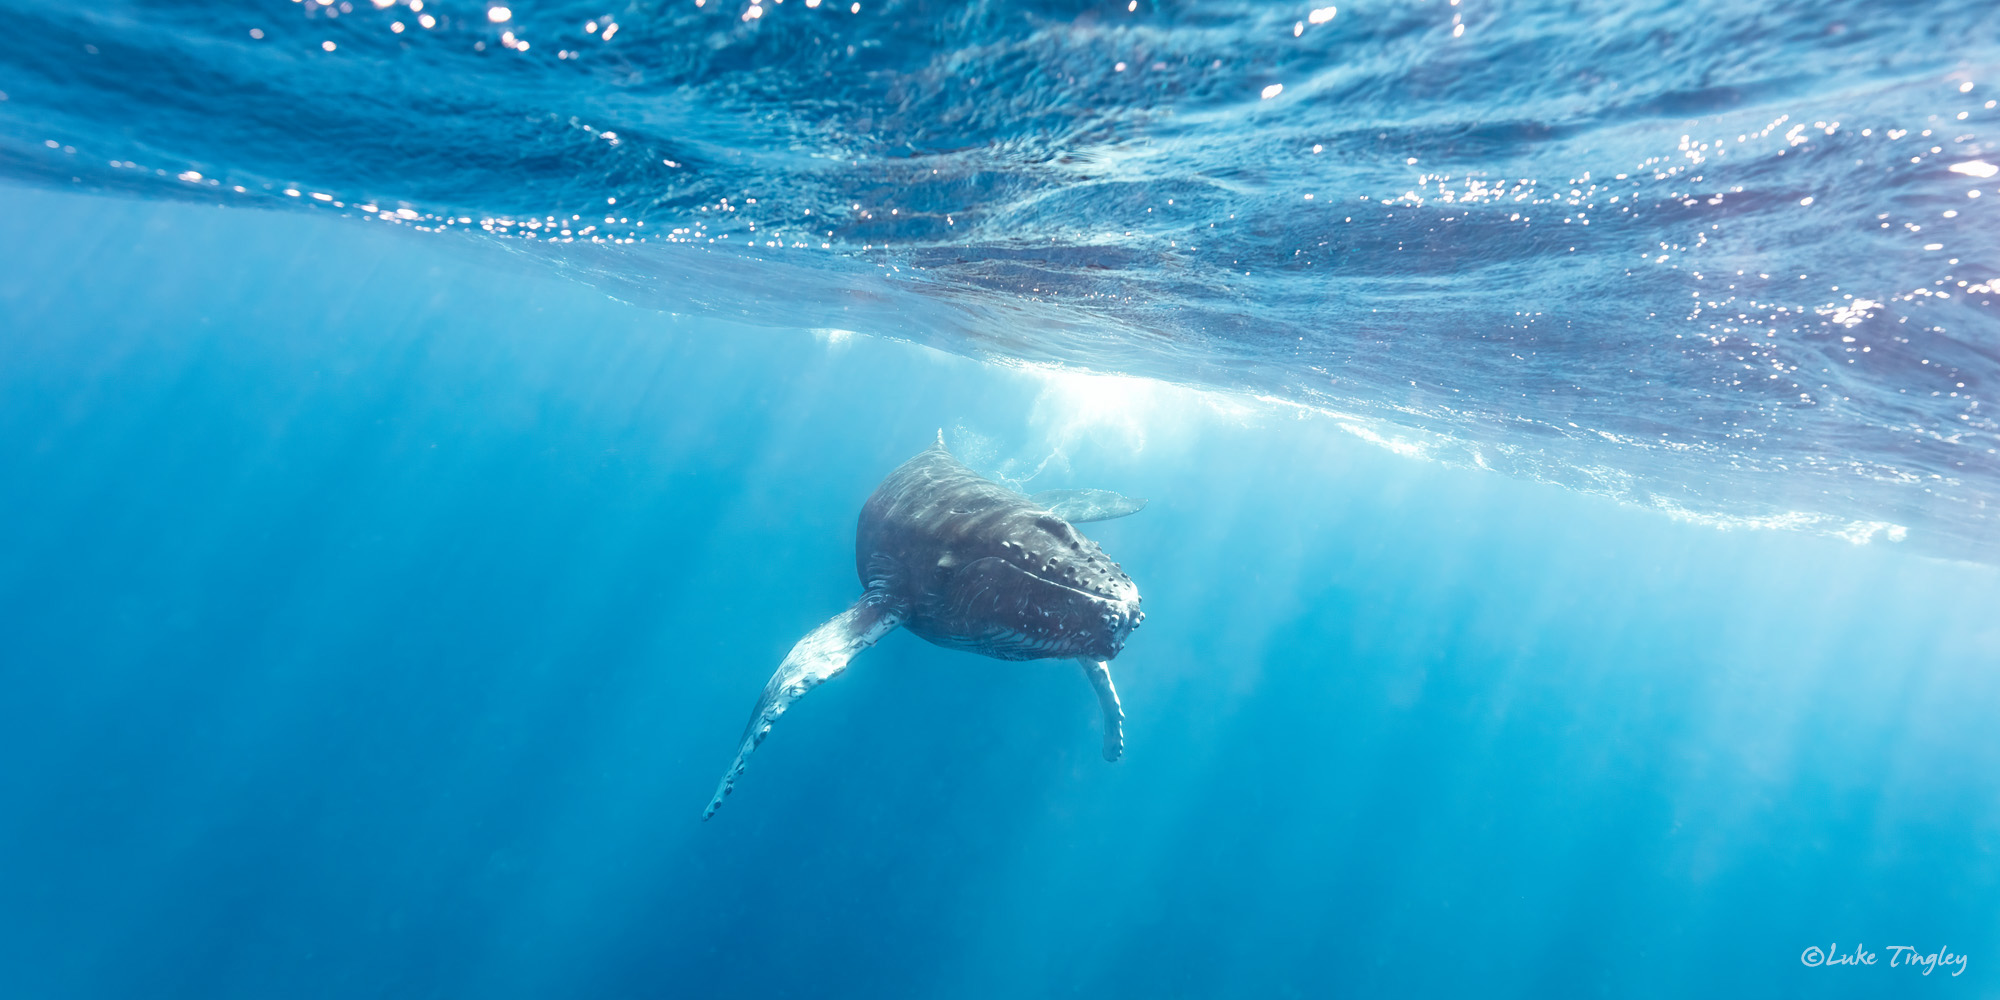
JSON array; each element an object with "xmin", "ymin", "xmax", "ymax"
[{"xmin": 1008, "ymin": 564, "xmax": 1130, "ymax": 608}]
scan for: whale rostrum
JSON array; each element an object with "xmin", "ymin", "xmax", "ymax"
[{"xmin": 703, "ymin": 432, "xmax": 1146, "ymax": 819}]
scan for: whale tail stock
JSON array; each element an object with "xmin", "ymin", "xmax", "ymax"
[{"xmin": 703, "ymin": 596, "xmax": 902, "ymax": 820}]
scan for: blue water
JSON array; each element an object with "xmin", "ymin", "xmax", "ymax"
[{"xmin": 2, "ymin": 1, "xmax": 2000, "ymax": 996}]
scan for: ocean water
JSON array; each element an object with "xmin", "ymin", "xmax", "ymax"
[{"xmin": 2, "ymin": 1, "xmax": 1999, "ymax": 997}]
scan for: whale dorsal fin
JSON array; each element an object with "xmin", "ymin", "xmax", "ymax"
[{"xmin": 1031, "ymin": 488, "xmax": 1147, "ymax": 523}]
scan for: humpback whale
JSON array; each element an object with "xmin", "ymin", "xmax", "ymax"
[{"xmin": 703, "ymin": 433, "xmax": 1146, "ymax": 819}]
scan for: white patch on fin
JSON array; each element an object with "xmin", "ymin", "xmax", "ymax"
[
  {"xmin": 1077, "ymin": 658, "xmax": 1125, "ymax": 762},
  {"xmin": 703, "ymin": 600, "xmax": 902, "ymax": 819}
]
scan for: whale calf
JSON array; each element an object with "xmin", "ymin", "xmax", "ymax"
[{"xmin": 703, "ymin": 433, "xmax": 1146, "ymax": 818}]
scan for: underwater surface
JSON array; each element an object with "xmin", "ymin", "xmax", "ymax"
[
  {"xmin": 2, "ymin": 0, "xmax": 1998, "ymax": 556},
  {"xmin": 1, "ymin": 0, "xmax": 1999, "ymax": 996}
]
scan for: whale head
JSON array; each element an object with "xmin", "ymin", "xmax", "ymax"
[{"xmin": 938, "ymin": 512, "xmax": 1143, "ymax": 661}]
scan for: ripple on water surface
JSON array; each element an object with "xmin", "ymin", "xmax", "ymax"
[{"xmin": 0, "ymin": 0, "xmax": 1995, "ymax": 557}]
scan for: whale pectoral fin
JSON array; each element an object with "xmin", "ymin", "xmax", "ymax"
[
  {"xmin": 1077, "ymin": 658, "xmax": 1125, "ymax": 762},
  {"xmin": 1031, "ymin": 489, "xmax": 1148, "ymax": 523},
  {"xmin": 703, "ymin": 599, "xmax": 902, "ymax": 820}
]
